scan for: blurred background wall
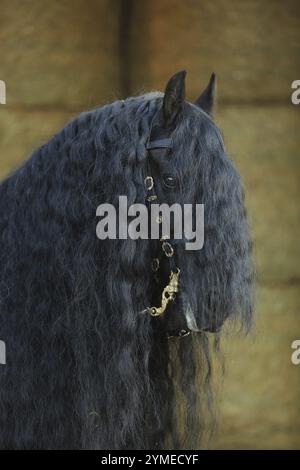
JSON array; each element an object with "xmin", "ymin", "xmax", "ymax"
[{"xmin": 0, "ymin": 0, "xmax": 299, "ymax": 449}]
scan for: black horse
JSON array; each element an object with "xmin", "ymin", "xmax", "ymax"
[{"xmin": 0, "ymin": 71, "xmax": 253, "ymax": 449}]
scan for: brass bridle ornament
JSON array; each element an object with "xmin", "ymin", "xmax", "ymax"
[{"xmin": 142, "ymin": 268, "xmax": 180, "ymax": 317}]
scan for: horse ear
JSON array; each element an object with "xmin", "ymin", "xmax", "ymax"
[
  {"xmin": 194, "ymin": 73, "xmax": 216, "ymax": 116},
  {"xmin": 162, "ymin": 70, "xmax": 186, "ymax": 127}
]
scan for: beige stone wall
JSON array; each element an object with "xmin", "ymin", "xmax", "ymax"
[
  {"xmin": 0, "ymin": 0, "xmax": 299, "ymax": 449},
  {"xmin": 0, "ymin": 0, "xmax": 121, "ymax": 176},
  {"xmin": 130, "ymin": 0, "xmax": 300, "ymax": 103},
  {"xmin": 214, "ymin": 107, "xmax": 300, "ymax": 449}
]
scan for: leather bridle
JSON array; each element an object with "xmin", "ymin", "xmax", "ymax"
[{"xmin": 141, "ymin": 116, "xmax": 191, "ymax": 339}]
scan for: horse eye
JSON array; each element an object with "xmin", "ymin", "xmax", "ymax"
[{"xmin": 163, "ymin": 175, "xmax": 177, "ymax": 189}]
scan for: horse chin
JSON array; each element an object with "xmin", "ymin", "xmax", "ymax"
[
  {"xmin": 161, "ymin": 290, "xmax": 223, "ymax": 335},
  {"xmin": 184, "ymin": 306, "xmax": 204, "ymax": 332},
  {"xmin": 181, "ymin": 294, "xmax": 223, "ymax": 334}
]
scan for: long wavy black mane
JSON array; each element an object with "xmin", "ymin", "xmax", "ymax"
[{"xmin": 0, "ymin": 72, "xmax": 253, "ymax": 449}]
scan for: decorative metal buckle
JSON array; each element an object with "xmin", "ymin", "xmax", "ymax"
[
  {"xmin": 144, "ymin": 176, "xmax": 154, "ymax": 191},
  {"xmin": 141, "ymin": 268, "xmax": 180, "ymax": 317}
]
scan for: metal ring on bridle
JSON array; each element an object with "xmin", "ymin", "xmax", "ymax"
[
  {"xmin": 151, "ymin": 258, "xmax": 160, "ymax": 272},
  {"xmin": 162, "ymin": 241, "xmax": 174, "ymax": 257},
  {"xmin": 144, "ymin": 176, "xmax": 154, "ymax": 191},
  {"xmin": 168, "ymin": 329, "xmax": 191, "ymax": 339}
]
